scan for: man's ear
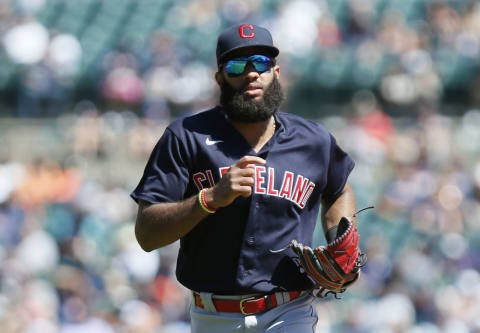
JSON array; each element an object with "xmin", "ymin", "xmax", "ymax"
[
  {"xmin": 215, "ymin": 71, "xmax": 223, "ymax": 86},
  {"xmin": 274, "ymin": 65, "xmax": 280, "ymax": 78}
]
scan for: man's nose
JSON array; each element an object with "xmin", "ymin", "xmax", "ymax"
[{"xmin": 243, "ymin": 62, "xmax": 260, "ymax": 80}]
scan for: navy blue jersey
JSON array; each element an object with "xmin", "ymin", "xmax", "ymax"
[{"xmin": 131, "ymin": 107, "xmax": 354, "ymax": 294}]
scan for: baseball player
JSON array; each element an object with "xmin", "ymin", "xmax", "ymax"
[{"xmin": 131, "ymin": 24, "xmax": 360, "ymax": 333}]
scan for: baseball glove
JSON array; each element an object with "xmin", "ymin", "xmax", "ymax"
[{"xmin": 271, "ymin": 207, "xmax": 371, "ymax": 298}]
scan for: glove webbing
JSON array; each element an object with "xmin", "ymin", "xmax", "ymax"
[{"xmin": 302, "ymin": 248, "xmax": 344, "ymax": 291}]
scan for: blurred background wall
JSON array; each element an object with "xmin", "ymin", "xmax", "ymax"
[{"xmin": 1, "ymin": 0, "xmax": 480, "ymax": 332}]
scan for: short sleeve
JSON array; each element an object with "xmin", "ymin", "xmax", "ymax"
[
  {"xmin": 322, "ymin": 134, "xmax": 355, "ymax": 203},
  {"xmin": 130, "ymin": 128, "xmax": 190, "ymax": 204}
]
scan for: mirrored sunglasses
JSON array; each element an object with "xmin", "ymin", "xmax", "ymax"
[{"xmin": 223, "ymin": 55, "xmax": 274, "ymax": 77}]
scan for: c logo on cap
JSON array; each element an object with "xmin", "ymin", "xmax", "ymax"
[{"xmin": 239, "ymin": 24, "xmax": 255, "ymax": 39}]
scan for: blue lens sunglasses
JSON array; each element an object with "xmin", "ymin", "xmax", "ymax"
[{"xmin": 222, "ymin": 55, "xmax": 274, "ymax": 77}]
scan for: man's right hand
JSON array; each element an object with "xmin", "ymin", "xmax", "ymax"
[{"xmin": 204, "ymin": 156, "xmax": 266, "ymax": 209}]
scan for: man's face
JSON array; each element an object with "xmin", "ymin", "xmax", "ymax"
[{"xmin": 216, "ymin": 52, "xmax": 284, "ymax": 123}]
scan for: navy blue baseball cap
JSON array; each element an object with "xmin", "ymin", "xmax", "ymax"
[{"xmin": 216, "ymin": 24, "xmax": 279, "ymax": 65}]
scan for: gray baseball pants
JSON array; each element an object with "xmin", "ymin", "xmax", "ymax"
[{"xmin": 190, "ymin": 292, "xmax": 318, "ymax": 333}]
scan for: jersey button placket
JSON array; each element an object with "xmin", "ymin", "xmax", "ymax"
[
  {"xmin": 249, "ymin": 199, "xmax": 259, "ymax": 247},
  {"xmin": 237, "ymin": 196, "xmax": 259, "ymax": 282}
]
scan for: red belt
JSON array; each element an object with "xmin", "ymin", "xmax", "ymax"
[{"xmin": 193, "ymin": 291, "xmax": 302, "ymax": 315}]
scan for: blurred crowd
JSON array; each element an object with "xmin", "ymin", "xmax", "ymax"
[
  {"xmin": 1, "ymin": 0, "xmax": 480, "ymax": 332},
  {"xmin": 1, "ymin": 0, "xmax": 480, "ymax": 117}
]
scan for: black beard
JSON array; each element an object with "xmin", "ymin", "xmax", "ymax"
[{"xmin": 219, "ymin": 75, "xmax": 284, "ymax": 123}]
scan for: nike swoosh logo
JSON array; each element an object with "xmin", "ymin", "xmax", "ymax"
[{"xmin": 206, "ymin": 138, "xmax": 224, "ymax": 145}]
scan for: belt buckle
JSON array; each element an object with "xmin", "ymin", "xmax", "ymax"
[{"xmin": 239, "ymin": 296, "xmax": 256, "ymax": 315}]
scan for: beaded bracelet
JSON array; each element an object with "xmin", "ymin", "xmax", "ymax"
[{"xmin": 198, "ymin": 189, "xmax": 217, "ymax": 214}]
